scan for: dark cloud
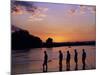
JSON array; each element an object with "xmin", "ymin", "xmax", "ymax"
[
  {"xmin": 11, "ymin": 1, "xmax": 37, "ymax": 13},
  {"xmin": 70, "ymin": 8, "xmax": 76, "ymax": 13},
  {"xmin": 79, "ymin": 5, "xmax": 96, "ymax": 14},
  {"xmin": 67, "ymin": 8, "xmax": 77, "ymax": 16},
  {"xmin": 67, "ymin": 5, "xmax": 96, "ymax": 16}
]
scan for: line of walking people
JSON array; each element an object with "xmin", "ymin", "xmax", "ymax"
[{"xmin": 43, "ymin": 49, "xmax": 86, "ymax": 72}]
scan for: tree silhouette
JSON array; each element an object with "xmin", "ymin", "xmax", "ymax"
[
  {"xmin": 46, "ymin": 38, "xmax": 53, "ymax": 48},
  {"xmin": 12, "ymin": 29, "xmax": 42, "ymax": 50}
]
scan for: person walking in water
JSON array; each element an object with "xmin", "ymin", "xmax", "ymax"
[
  {"xmin": 43, "ymin": 51, "xmax": 48, "ymax": 72},
  {"xmin": 74, "ymin": 49, "xmax": 78, "ymax": 70},
  {"xmin": 66, "ymin": 50, "xmax": 71, "ymax": 70},
  {"xmin": 82, "ymin": 49, "xmax": 86, "ymax": 70},
  {"xmin": 59, "ymin": 50, "xmax": 63, "ymax": 71}
]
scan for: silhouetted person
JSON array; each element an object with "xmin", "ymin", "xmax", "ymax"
[
  {"xmin": 74, "ymin": 49, "xmax": 78, "ymax": 70},
  {"xmin": 43, "ymin": 51, "xmax": 48, "ymax": 72},
  {"xmin": 59, "ymin": 50, "xmax": 63, "ymax": 71},
  {"xmin": 74, "ymin": 49, "xmax": 78, "ymax": 64},
  {"xmin": 66, "ymin": 51, "xmax": 71, "ymax": 71},
  {"xmin": 82, "ymin": 49, "xmax": 86, "ymax": 70}
]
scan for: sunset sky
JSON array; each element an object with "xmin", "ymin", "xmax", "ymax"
[{"xmin": 11, "ymin": 1, "xmax": 96, "ymax": 42}]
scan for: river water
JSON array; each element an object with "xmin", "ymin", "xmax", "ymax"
[{"xmin": 12, "ymin": 45, "xmax": 96, "ymax": 74}]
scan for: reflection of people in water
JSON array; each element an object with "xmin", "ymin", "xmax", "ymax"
[
  {"xmin": 66, "ymin": 51, "xmax": 71, "ymax": 71},
  {"xmin": 74, "ymin": 49, "xmax": 78, "ymax": 70},
  {"xmin": 43, "ymin": 51, "xmax": 48, "ymax": 72},
  {"xmin": 59, "ymin": 50, "xmax": 63, "ymax": 71},
  {"xmin": 82, "ymin": 49, "xmax": 86, "ymax": 70}
]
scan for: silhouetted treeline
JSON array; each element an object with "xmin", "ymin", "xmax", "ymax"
[
  {"xmin": 12, "ymin": 26, "xmax": 96, "ymax": 50},
  {"xmin": 12, "ymin": 29, "xmax": 42, "ymax": 50},
  {"xmin": 50, "ymin": 41, "xmax": 96, "ymax": 47}
]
